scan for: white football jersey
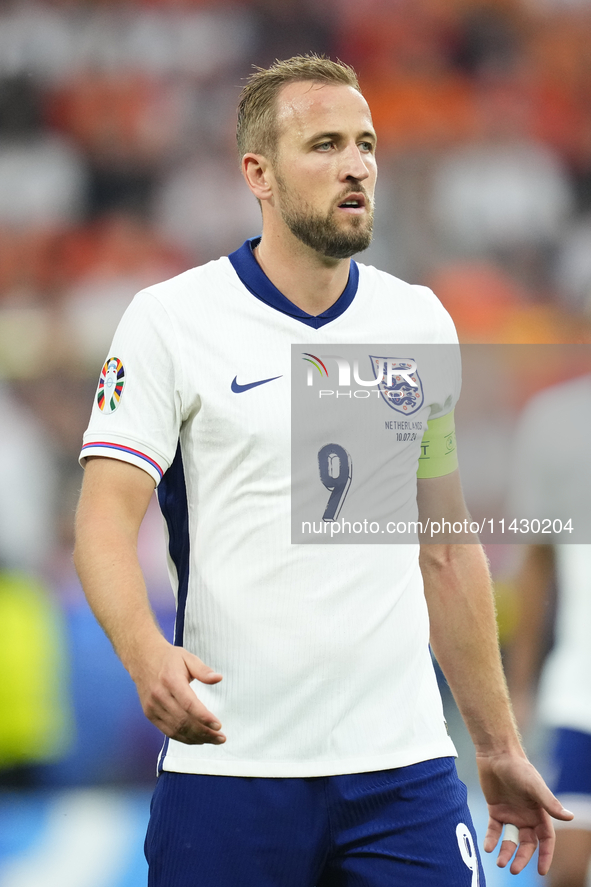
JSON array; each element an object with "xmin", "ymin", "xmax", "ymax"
[{"xmin": 81, "ymin": 238, "xmax": 459, "ymax": 777}]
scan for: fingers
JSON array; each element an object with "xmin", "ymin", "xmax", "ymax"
[
  {"xmin": 171, "ymin": 681, "xmax": 226, "ymax": 743},
  {"xmin": 508, "ymin": 838, "xmax": 537, "ymax": 875},
  {"xmin": 494, "ymin": 824, "xmax": 521, "ymax": 869},
  {"xmin": 183, "ymin": 650, "xmax": 223, "ymax": 685},
  {"xmin": 492, "ymin": 826, "xmax": 537, "ymax": 875},
  {"xmin": 487, "ymin": 818, "xmax": 557, "ymax": 877},
  {"xmin": 483, "ymin": 818, "xmax": 502, "ymax": 854},
  {"xmin": 535, "ymin": 828, "xmax": 557, "ymax": 877},
  {"xmin": 138, "ymin": 646, "xmax": 226, "ymax": 746},
  {"xmin": 144, "ymin": 678, "xmax": 226, "ymax": 745},
  {"xmin": 544, "ymin": 792, "xmax": 575, "ymax": 822},
  {"xmin": 523, "ymin": 766, "xmax": 574, "ymax": 823},
  {"xmin": 502, "ymin": 823, "xmax": 520, "ymax": 845},
  {"xmin": 496, "ymin": 839, "xmax": 518, "ymax": 870}
]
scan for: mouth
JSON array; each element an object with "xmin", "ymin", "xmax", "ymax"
[{"xmin": 337, "ymin": 193, "xmax": 367, "ymax": 215}]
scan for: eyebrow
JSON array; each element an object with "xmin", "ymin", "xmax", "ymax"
[{"xmin": 306, "ymin": 130, "xmax": 377, "ymax": 146}]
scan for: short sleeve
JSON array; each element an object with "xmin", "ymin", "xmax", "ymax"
[{"xmin": 80, "ymin": 290, "xmax": 183, "ymax": 485}]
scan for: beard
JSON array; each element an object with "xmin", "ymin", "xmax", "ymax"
[{"xmin": 275, "ymin": 174, "xmax": 374, "ymax": 260}]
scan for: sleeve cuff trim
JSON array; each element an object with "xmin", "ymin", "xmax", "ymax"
[{"xmin": 80, "ymin": 442, "xmax": 164, "ymax": 479}]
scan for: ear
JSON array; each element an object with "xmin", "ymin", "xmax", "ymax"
[{"xmin": 242, "ymin": 153, "xmax": 274, "ymax": 203}]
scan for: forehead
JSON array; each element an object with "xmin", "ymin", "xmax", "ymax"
[{"xmin": 274, "ymin": 81, "xmax": 375, "ymax": 144}]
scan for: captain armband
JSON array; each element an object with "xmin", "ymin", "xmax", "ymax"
[{"xmin": 417, "ymin": 410, "xmax": 458, "ymax": 479}]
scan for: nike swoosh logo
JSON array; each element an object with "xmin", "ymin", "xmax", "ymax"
[{"xmin": 231, "ymin": 375, "xmax": 282, "ymax": 393}]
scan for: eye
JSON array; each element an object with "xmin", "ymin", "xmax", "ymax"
[
  {"xmin": 359, "ymin": 141, "xmax": 375, "ymax": 153},
  {"xmin": 315, "ymin": 141, "xmax": 334, "ymax": 151}
]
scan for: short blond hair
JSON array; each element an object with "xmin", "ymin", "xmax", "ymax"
[{"xmin": 237, "ymin": 54, "xmax": 361, "ymax": 160}]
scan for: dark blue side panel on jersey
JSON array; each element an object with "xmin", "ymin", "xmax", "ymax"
[
  {"xmin": 156, "ymin": 442, "xmax": 190, "ymax": 772},
  {"xmin": 157, "ymin": 442, "xmax": 190, "ymax": 648}
]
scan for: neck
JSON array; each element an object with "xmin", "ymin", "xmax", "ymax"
[{"xmin": 253, "ymin": 227, "xmax": 352, "ymax": 317}]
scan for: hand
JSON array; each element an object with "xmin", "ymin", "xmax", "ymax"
[
  {"xmin": 130, "ymin": 637, "xmax": 226, "ymax": 745},
  {"xmin": 476, "ymin": 751, "xmax": 574, "ymax": 875}
]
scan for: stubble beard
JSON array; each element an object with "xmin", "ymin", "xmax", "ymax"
[{"xmin": 275, "ymin": 173, "xmax": 374, "ymax": 260}]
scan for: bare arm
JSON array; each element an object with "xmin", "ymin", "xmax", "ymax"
[
  {"xmin": 418, "ymin": 472, "xmax": 572, "ymax": 875},
  {"xmin": 74, "ymin": 456, "xmax": 225, "ymax": 745},
  {"xmin": 505, "ymin": 544, "xmax": 554, "ymax": 730}
]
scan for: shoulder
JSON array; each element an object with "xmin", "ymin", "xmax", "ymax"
[
  {"xmin": 358, "ymin": 262, "xmax": 446, "ymax": 306},
  {"xmin": 105, "ymin": 257, "xmax": 235, "ymax": 351},
  {"xmin": 114, "ymin": 256, "xmax": 236, "ymax": 336},
  {"xmin": 139, "ymin": 256, "xmax": 233, "ymax": 307},
  {"xmin": 356, "ymin": 262, "xmax": 458, "ymax": 343}
]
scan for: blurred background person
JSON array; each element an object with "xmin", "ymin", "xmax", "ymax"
[
  {"xmin": 0, "ymin": 381, "xmax": 70, "ymax": 787},
  {"xmin": 507, "ymin": 373, "xmax": 591, "ymax": 887}
]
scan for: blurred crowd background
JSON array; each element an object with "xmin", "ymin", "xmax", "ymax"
[{"xmin": 1, "ymin": 0, "xmax": 591, "ymax": 827}]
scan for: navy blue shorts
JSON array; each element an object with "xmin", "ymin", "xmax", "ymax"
[
  {"xmin": 550, "ymin": 728, "xmax": 591, "ymax": 830},
  {"xmin": 552, "ymin": 728, "xmax": 591, "ymax": 796},
  {"xmin": 145, "ymin": 756, "xmax": 485, "ymax": 886}
]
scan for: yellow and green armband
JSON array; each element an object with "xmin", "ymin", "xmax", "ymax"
[{"xmin": 417, "ymin": 410, "xmax": 458, "ymax": 479}]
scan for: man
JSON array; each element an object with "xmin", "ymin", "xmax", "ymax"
[
  {"xmin": 74, "ymin": 55, "xmax": 572, "ymax": 886},
  {"xmin": 508, "ymin": 374, "xmax": 591, "ymax": 887}
]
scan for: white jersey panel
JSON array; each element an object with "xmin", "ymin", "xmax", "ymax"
[{"xmin": 81, "ymin": 255, "xmax": 459, "ymax": 776}]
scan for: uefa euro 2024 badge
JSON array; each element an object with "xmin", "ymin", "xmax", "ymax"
[{"xmin": 97, "ymin": 356, "xmax": 126, "ymax": 414}]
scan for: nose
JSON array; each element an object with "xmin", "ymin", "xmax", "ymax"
[{"xmin": 341, "ymin": 142, "xmax": 371, "ymax": 183}]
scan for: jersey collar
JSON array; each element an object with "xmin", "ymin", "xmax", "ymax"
[{"xmin": 228, "ymin": 237, "xmax": 359, "ymax": 329}]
